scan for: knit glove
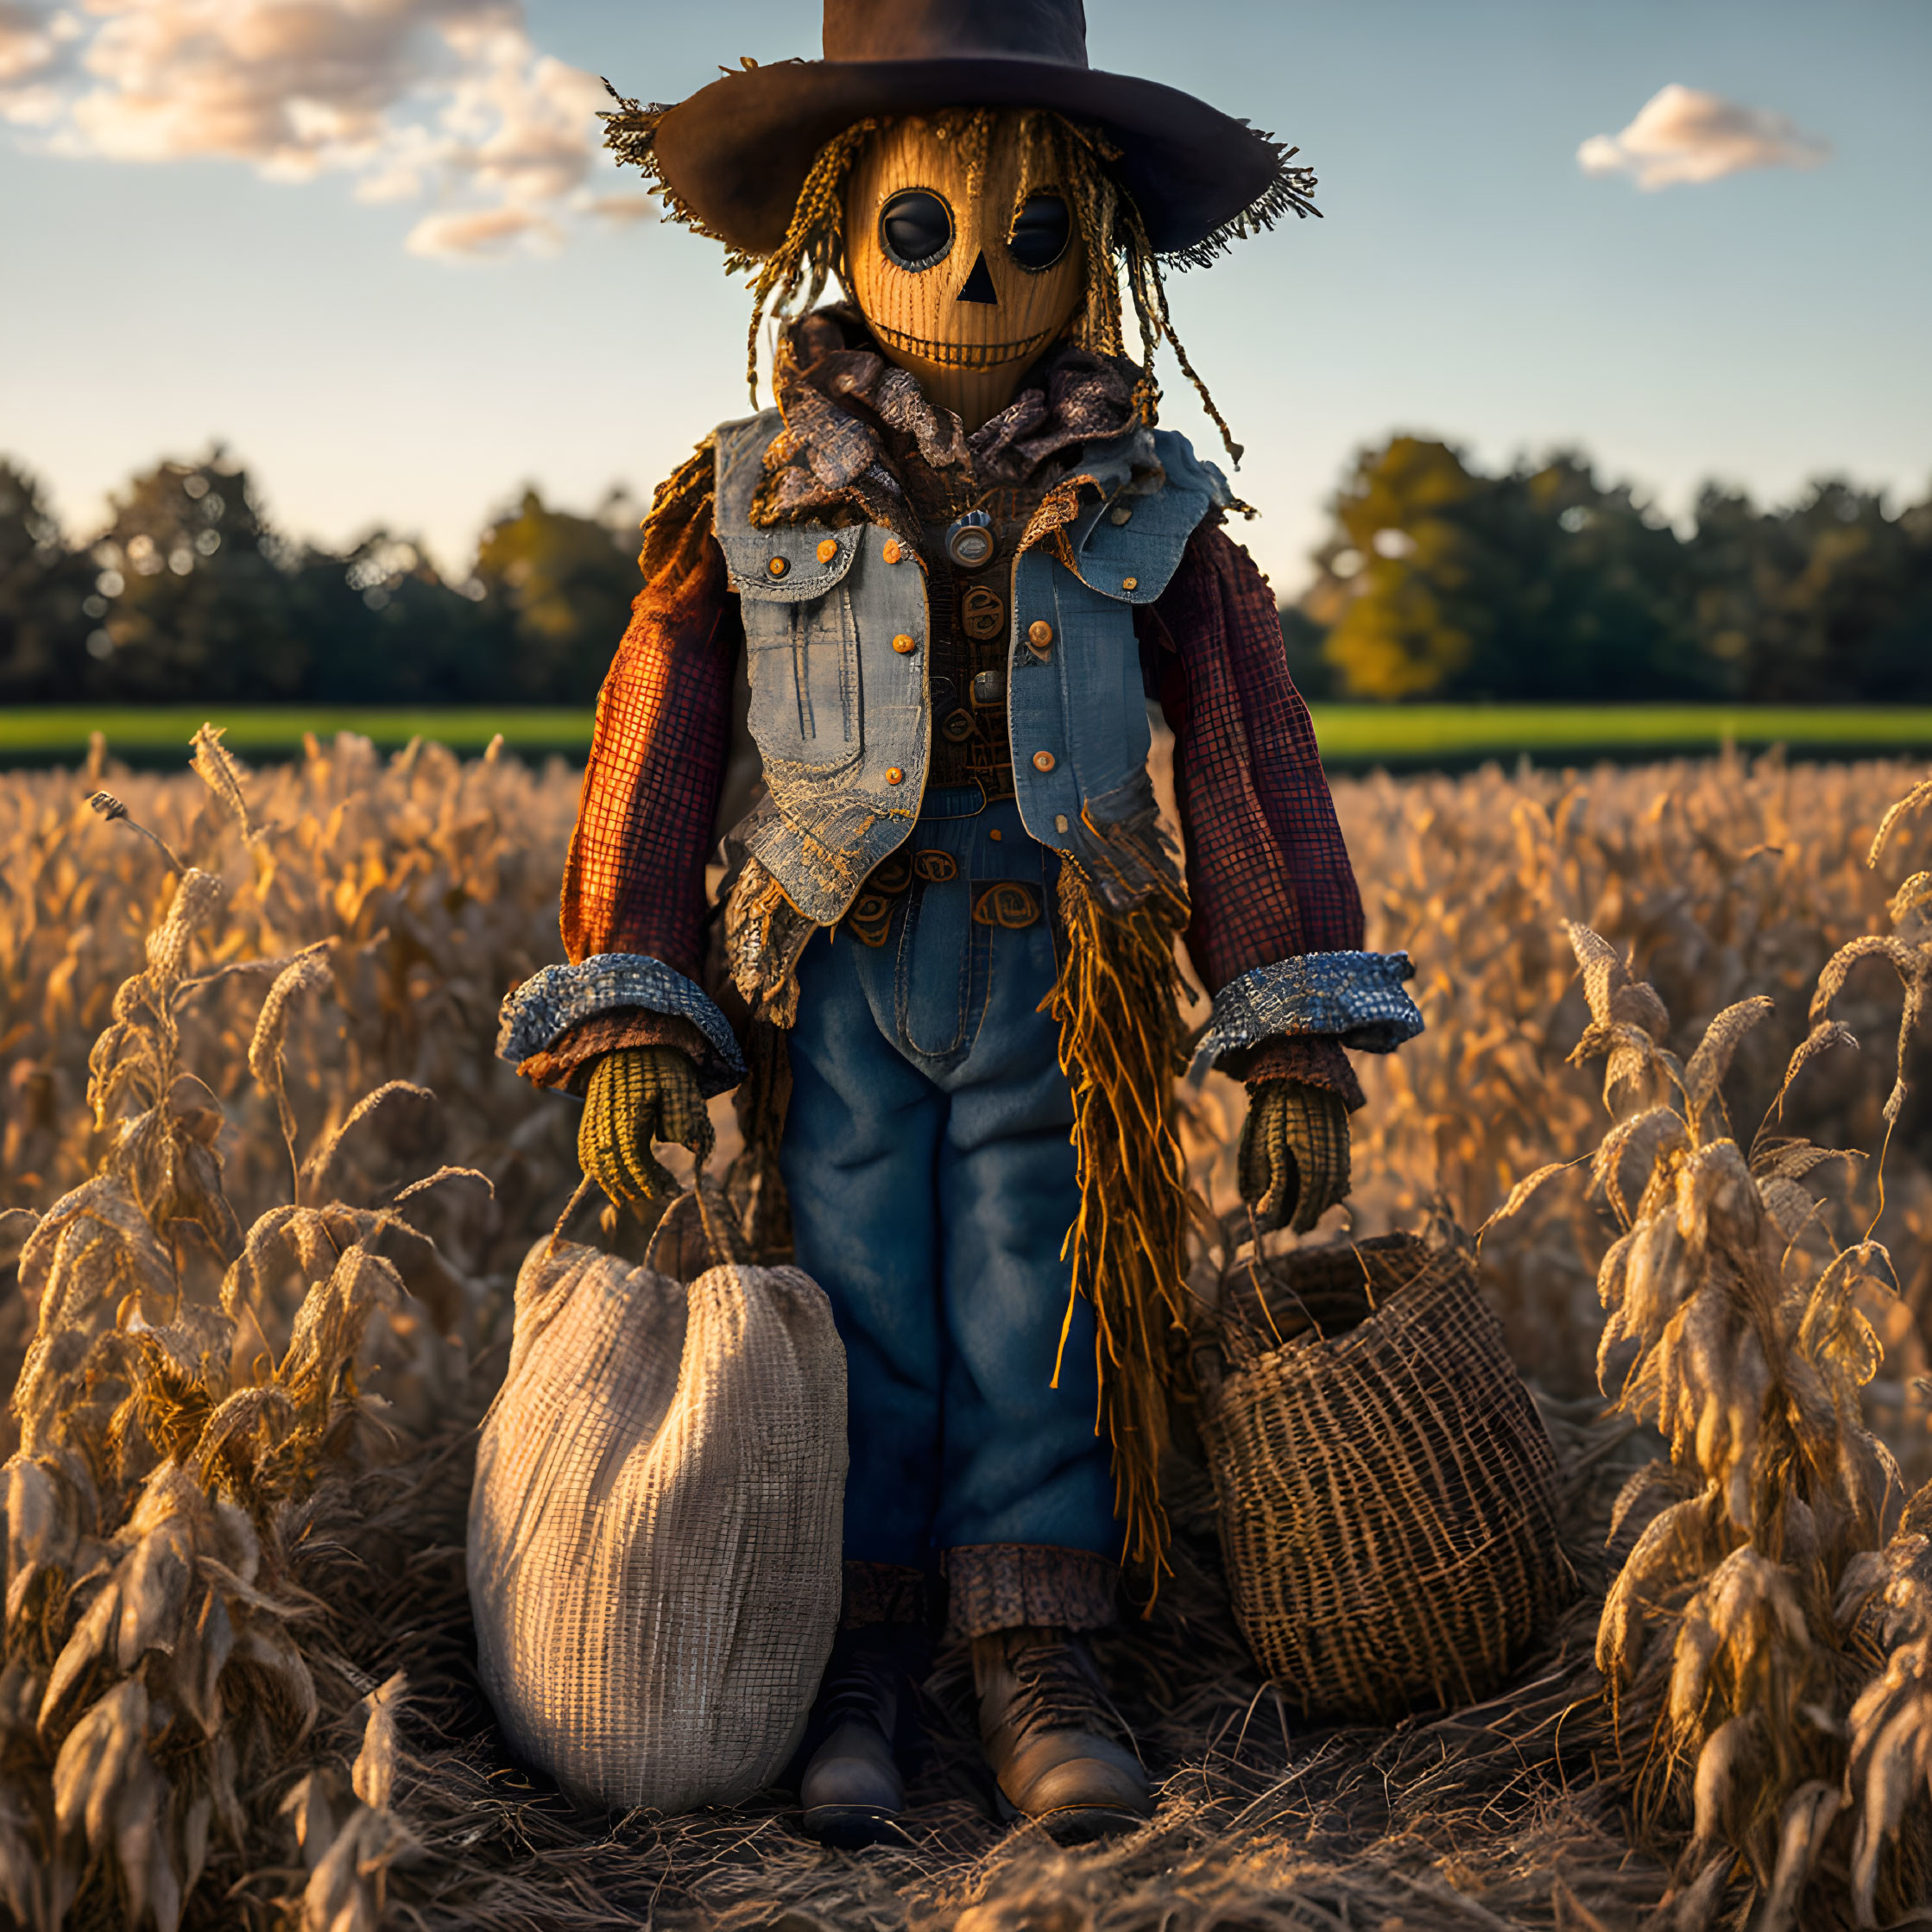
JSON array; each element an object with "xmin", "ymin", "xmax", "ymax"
[
  {"xmin": 578, "ymin": 1045, "xmax": 715, "ymax": 1222},
  {"xmin": 1238, "ymin": 1079, "xmax": 1352, "ymax": 1236}
]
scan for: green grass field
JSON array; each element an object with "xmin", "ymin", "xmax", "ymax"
[{"xmin": 4, "ymin": 704, "xmax": 1932, "ymax": 769}]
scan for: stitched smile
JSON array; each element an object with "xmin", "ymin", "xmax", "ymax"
[{"xmin": 868, "ymin": 319, "xmax": 1061, "ymax": 369}]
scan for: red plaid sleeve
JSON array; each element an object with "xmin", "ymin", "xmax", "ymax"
[
  {"xmin": 1142, "ymin": 521, "xmax": 1365, "ymax": 993},
  {"xmin": 559, "ymin": 456, "xmax": 741, "ymax": 982}
]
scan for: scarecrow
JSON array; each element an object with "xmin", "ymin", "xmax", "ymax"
[{"xmin": 499, "ymin": 0, "xmax": 1422, "ymax": 1847}]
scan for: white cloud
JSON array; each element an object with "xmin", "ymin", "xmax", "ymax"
[
  {"xmin": 407, "ymin": 202, "xmax": 551, "ymax": 256},
  {"xmin": 0, "ymin": 0, "xmax": 630, "ymax": 256},
  {"xmin": 1579, "ymin": 84, "xmax": 1830, "ymax": 191},
  {"xmin": 578, "ymin": 191, "xmax": 657, "ymax": 226}
]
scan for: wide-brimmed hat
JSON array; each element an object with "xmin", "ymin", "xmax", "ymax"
[{"xmin": 606, "ymin": 0, "xmax": 1316, "ymax": 265}]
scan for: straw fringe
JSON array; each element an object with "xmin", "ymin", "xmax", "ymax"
[
  {"xmin": 1045, "ymin": 856, "xmax": 1206, "ymax": 1589},
  {"xmin": 1164, "ymin": 138, "xmax": 1321, "ymax": 272}
]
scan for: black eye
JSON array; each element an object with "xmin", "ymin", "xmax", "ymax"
[
  {"xmin": 880, "ymin": 189, "xmax": 953, "ymax": 269},
  {"xmin": 1008, "ymin": 193, "xmax": 1070, "ymax": 271}
]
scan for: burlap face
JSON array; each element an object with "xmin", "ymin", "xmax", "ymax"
[{"xmin": 843, "ymin": 116, "xmax": 1086, "ymax": 427}]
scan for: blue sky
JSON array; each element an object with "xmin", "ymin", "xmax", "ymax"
[{"xmin": 3, "ymin": 0, "xmax": 1927, "ymax": 592}]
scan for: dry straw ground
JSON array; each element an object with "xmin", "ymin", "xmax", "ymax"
[{"xmin": 1, "ymin": 729, "xmax": 1929, "ymax": 1931}]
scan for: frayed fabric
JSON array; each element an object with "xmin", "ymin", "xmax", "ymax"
[
  {"xmin": 944, "ymin": 1544, "xmax": 1120, "ymax": 1638},
  {"xmin": 841, "ymin": 1562, "xmax": 932, "ymax": 1631},
  {"xmin": 498, "ymin": 954, "xmax": 746, "ymax": 1097},
  {"xmin": 1200, "ymin": 951, "xmax": 1424, "ymax": 1067}
]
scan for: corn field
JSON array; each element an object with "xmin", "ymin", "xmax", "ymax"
[{"xmin": 0, "ymin": 729, "xmax": 1929, "ymax": 1930}]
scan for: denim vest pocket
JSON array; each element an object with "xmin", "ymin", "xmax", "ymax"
[{"xmin": 742, "ymin": 584, "xmax": 862, "ymax": 768}]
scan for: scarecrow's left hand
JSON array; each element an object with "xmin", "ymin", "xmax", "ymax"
[{"xmin": 1238, "ymin": 1080, "xmax": 1352, "ymax": 1236}]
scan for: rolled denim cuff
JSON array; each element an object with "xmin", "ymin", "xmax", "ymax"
[
  {"xmin": 496, "ymin": 954, "xmax": 746, "ymax": 1098},
  {"xmin": 1199, "ymin": 950, "xmax": 1424, "ymax": 1069}
]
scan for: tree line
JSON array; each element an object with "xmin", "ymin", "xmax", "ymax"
[
  {"xmin": 0, "ymin": 452, "xmax": 641, "ymax": 707},
  {"xmin": 3, "ymin": 439, "xmax": 1929, "ymax": 708},
  {"xmin": 1287, "ymin": 438, "xmax": 1932, "ymax": 704}
]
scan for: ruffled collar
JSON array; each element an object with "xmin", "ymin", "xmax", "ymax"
[{"xmin": 754, "ymin": 307, "xmax": 1150, "ymax": 527}]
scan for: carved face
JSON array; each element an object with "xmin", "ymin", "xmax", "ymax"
[{"xmin": 844, "ymin": 117, "xmax": 1087, "ymax": 430}]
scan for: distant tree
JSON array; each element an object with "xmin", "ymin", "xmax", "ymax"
[
  {"xmin": 1279, "ymin": 603, "xmax": 1336, "ymax": 701},
  {"xmin": 83, "ymin": 453, "xmax": 311, "ymax": 701},
  {"xmin": 470, "ymin": 488, "xmax": 640, "ymax": 702},
  {"xmin": 1307, "ymin": 436, "xmax": 1712, "ymax": 702},
  {"xmin": 1308, "ymin": 437, "xmax": 1483, "ymax": 700},
  {"xmin": 0, "ymin": 461, "xmax": 93, "ymax": 702},
  {"xmin": 1683, "ymin": 480, "xmax": 1932, "ymax": 703},
  {"xmin": 287, "ymin": 534, "xmax": 507, "ymax": 704}
]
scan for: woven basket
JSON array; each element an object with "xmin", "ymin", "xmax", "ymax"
[{"xmin": 1198, "ymin": 1233, "xmax": 1570, "ymax": 1722}]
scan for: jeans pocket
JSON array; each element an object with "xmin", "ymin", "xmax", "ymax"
[{"xmin": 897, "ymin": 876, "xmax": 972, "ymax": 1058}]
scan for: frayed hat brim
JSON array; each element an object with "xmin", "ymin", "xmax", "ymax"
[{"xmin": 609, "ymin": 56, "xmax": 1316, "ymax": 264}]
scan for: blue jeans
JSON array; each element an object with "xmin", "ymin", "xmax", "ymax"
[{"xmin": 779, "ymin": 789, "xmax": 1120, "ymax": 1569}]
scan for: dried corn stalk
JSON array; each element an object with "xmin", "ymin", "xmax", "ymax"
[
  {"xmin": 1571, "ymin": 767, "xmax": 1932, "ymax": 1926},
  {"xmin": 0, "ymin": 733, "xmax": 477, "ymax": 1931}
]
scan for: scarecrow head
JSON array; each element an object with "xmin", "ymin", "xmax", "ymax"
[{"xmin": 604, "ymin": 0, "xmax": 1317, "ymax": 444}]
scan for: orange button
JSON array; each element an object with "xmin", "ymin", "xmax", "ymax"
[
  {"xmin": 817, "ymin": 538, "xmax": 838, "ymax": 563},
  {"xmin": 882, "ymin": 540, "xmax": 903, "ymax": 565},
  {"xmin": 892, "ymin": 633, "xmax": 917, "ymax": 654},
  {"xmin": 767, "ymin": 556, "xmax": 789, "ymax": 578},
  {"xmin": 1027, "ymin": 620, "xmax": 1053, "ymax": 648},
  {"xmin": 1121, "ymin": 576, "xmax": 1139, "ymax": 590},
  {"xmin": 885, "ymin": 767, "xmax": 905, "ymax": 786},
  {"xmin": 1032, "ymin": 750, "xmax": 1057, "ymax": 773}
]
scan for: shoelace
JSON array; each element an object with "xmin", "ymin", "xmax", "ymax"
[
  {"xmin": 818, "ymin": 1656, "xmax": 896, "ymax": 1732},
  {"xmin": 999, "ymin": 1642, "xmax": 1133, "ymax": 1753}
]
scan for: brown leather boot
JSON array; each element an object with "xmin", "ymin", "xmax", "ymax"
[
  {"xmin": 972, "ymin": 1624, "xmax": 1152, "ymax": 1841},
  {"xmin": 797, "ymin": 1626, "xmax": 923, "ymax": 1847}
]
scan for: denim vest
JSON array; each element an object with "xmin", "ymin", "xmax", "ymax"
[{"xmin": 711, "ymin": 412, "xmax": 1230, "ymax": 924}]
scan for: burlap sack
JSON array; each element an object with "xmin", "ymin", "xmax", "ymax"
[{"xmin": 467, "ymin": 1197, "xmax": 847, "ymax": 1813}]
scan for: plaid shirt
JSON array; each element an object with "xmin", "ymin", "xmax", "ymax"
[{"xmin": 550, "ymin": 470, "xmax": 1373, "ymax": 1102}]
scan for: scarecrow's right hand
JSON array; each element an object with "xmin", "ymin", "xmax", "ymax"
[{"xmin": 578, "ymin": 1045, "xmax": 715, "ymax": 1221}]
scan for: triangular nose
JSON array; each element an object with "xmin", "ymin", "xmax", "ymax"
[{"xmin": 956, "ymin": 251, "xmax": 998, "ymax": 304}]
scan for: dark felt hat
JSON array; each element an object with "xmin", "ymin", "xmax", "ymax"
[{"xmin": 609, "ymin": 0, "xmax": 1316, "ymax": 263}]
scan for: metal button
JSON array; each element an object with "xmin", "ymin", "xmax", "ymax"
[
  {"xmin": 988, "ymin": 828, "xmax": 1002, "ymax": 843},
  {"xmin": 971, "ymin": 668, "xmax": 1004, "ymax": 706},
  {"xmin": 767, "ymin": 556, "xmax": 789, "ymax": 578},
  {"xmin": 882, "ymin": 540, "xmax": 904, "ymax": 565},
  {"xmin": 1027, "ymin": 620, "xmax": 1053, "ymax": 649},
  {"xmin": 1109, "ymin": 505, "xmax": 1133, "ymax": 526},
  {"xmin": 893, "ymin": 633, "xmax": 917, "ymax": 654},
  {"xmin": 1032, "ymin": 750, "xmax": 1057, "ymax": 773},
  {"xmin": 946, "ymin": 513, "xmax": 996, "ymax": 570},
  {"xmin": 885, "ymin": 767, "xmax": 905, "ymax": 786},
  {"xmin": 1121, "ymin": 576, "xmax": 1139, "ymax": 590},
  {"xmin": 817, "ymin": 538, "xmax": 838, "ymax": 563}
]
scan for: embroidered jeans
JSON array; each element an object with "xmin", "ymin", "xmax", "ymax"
[{"xmin": 779, "ymin": 788, "xmax": 1119, "ymax": 1571}]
